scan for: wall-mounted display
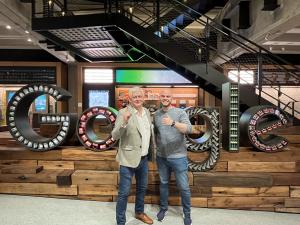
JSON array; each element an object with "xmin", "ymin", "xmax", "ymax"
[
  {"xmin": 115, "ymin": 87, "xmax": 199, "ymax": 110},
  {"xmin": 6, "ymin": 91, "xmax": 16, "ymax": 104},
  {"xmin": 35, "ymin": 94, "xmax": 47, "ymax": 112},
  {"xmin": 116, "ymin": 69, "xmax": 192, "ymax": 84},
  {"xmin": 88, "ymin": 90, "xmax": 109, "ymax": 107}
]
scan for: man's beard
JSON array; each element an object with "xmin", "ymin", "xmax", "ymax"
[{"xmin": 162, "ymin": 100, "xmax": 171, "ymax": 107}]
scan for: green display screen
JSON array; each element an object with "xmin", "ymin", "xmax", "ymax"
[{"xmin": 116, "ymin": 69, "xmax": 191, "ymax": 84}]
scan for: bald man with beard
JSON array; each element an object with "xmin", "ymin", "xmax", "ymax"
[{"xmin": 153, "ymin": 89, "xmax": 193, "ymax": 225}]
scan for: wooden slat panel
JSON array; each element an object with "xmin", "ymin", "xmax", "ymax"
[
  {"xmin": 212, "ymin": 186, "xmax": 289, "ymax": 197},
  {"xmin": 148, "ymin": 162, "xmax": 157, "ymax": 171},
  {"xmin": 0, "ymin": 183, "xmax": 77, "ymax": 195},
  {"xmin": 228, "ymin": 162, "xmax": 296, "ymax": 172},
  {"xmin": 74, "ymin": 160, "xmax": 119, "ymax": 170},
  {"xmin": 78, "ymin": 195, "xmax": 114, "ymax": 202},
  {"xmin": 211, "ymin": 161, "xmax": 228, "ymax": 172},
  {"xmin": 191, "ymin": 197, "xmax": 208, "ymax": 207},
  {"xmin": 0, "ymin": 147, "xmax": 62, "ymax": 160},
  {"xmin": 189, "ymin": 147, "xmax": 300, "ymax": 162},
  {"xmin": 193, "ymin": 172, "xmax": 273, "ymax": 187},
  {"xmin": 62, "ymin": 148, "xmax": 116, "ymax": 161},
  {"xmin": 272, "ymin": 173, "xmax": 300, "ymax": 185},
  {"xmin": 0, "ymin": 170, "xmax": 59, "ymax": 183},
  {"xmin": 296, "ymin": 161, "xmax": 300, "ymax": 172},
  {"xmin": 285, "ymin": 198, "xmax": 300, "ymax": 207},
  {"xmin": 275, "ymin": 207, "xmax": 300, "ymax": 213},
  {"xmin": 0, "ymin": 160, "xmax": 37, "ymax": 168},
  {"xmin": 79, "ymin": 184, "xmax": 118, "ymax": 195},
  {"xmin": 281, "ymin": 135, "xmax": 300, "ymax": 144},
  {"xmin": 72, "ymin": 170, "xmax": 118, "ymax": 185},
  {"xmin": 290, "ymin": 186, "xmax": 300, "ymax": 197},
  {"xmin": 38, "ymin": 161, "xmax": 74, "ymax": 170},
  {"xmin": 208, "ymin": 197, "xmax": 285, "ymax": 208},
  {"xmin": 1, "ymin": 165, "xmax": 43, "ymax": 174},
  {"xmin": 29, "ymin": 194, "xmax": 78, "ymax": 200}
]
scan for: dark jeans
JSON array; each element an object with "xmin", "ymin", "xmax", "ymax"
[
  {"xmin": 156, "ymin": 155, "xmax": 191, "ymax": 217},
  {"xmin": 116, "ymin": 157, "xmax": 148, "ymax": 225}
]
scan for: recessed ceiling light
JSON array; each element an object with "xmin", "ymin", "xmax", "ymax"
[
  {"xmin": 27, "ymin": 38, "xmax": 32, "ymax": 42},
  {"xmin": 25, "ymin": 30, "xmax": 29, "ymax": 34},
  {"xmin": 6, "ymin": 25, "xmax": 12, "ymax": 30}
]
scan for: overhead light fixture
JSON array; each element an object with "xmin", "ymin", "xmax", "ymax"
[
  {"xmin": 6, "ymin": 25, "xmax": 12, "ymax": 30},
  {"xmin": 61, "ymin": 11, "xmax": 65, "ymax": 16},
  {"xmin": 281, "ymin": 47, "xmax": 285, "ymax": 51},
  {"xmin": 48, "ymin": 0, "xmax": 52, "ymax": 6},
  {"xmin": 27, "ymin": 38, "xmax": 32, "ymax": 42},
  {"xmin": 129, "ymin": 7, "xmax": 133, "ymax": 13},
  {"xmin": 25, "ymin": 30, "xmax": 30, "ymax": 34}
]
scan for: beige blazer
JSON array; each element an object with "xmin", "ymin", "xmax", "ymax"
[{"xmin": 112, "ymin": 105, "xmax": 155, "ymax": 168}]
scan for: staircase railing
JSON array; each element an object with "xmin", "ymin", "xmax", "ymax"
[
  {"xmin": 119, "ymin": 0, "xmax": 300, "ymax": 118},
  {"xmin": 31, "ymin": 0, "xmax": 300, "ymax": 118}
]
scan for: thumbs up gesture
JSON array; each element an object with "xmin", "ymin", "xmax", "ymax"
[
  {"xmin": 123, "ymin": 107, "xmax": 132, "ymax": 123},
  {"xmin": 162, "ymin": 114, "xmax": 173, "ymax": 126}
]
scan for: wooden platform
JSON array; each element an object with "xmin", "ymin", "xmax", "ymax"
[{"xmin": 0, "ymin": 131, "xmax": 300, "ymax": 213}]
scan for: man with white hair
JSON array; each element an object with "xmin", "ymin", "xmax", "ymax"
[{"xmin": 112, "ymin": 87, "xmax": 153, "ymax": 225}]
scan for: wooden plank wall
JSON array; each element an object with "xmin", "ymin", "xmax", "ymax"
[{"xmin": 0, "ymin": 133, "xmax": 300, "ymax": 213}]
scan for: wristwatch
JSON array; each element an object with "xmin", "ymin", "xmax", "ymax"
[{"xmin": 171, "ymin": 120, "xmax": 176, "ymax": 127}]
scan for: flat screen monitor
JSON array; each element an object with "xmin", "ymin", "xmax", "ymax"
[
  {"xmin": 89, "ymin": 90, "xmax": 109, "ymax": 108},
  {"xmin": 6, "ymin": 91, "xmax": 16, "ymax": 104},
  {"xmin": 35, "ymin": 94, "xmax": 47, "ymax": 112}
]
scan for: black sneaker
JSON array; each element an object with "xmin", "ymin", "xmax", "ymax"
[
  {"xmin": 157, "ymin": 208, "xmax": 168, "ymax": 221},
  {"xmin": 183, "ymin": 215, "xmax": 192, "ymax": 225}
]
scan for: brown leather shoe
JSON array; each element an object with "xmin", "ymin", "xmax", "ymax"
[{"xmin": 135, "ymin": 213, "xmax": 153, "ymax": 224}]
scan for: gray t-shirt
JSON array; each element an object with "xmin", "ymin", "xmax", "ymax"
[{"xmin": 153, "ymin": 108, "xmax": 192, "ymax": 158}]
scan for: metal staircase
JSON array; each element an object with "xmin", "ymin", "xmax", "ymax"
[{"xmin": 30, "ymin": 0, "xmax": 300, "ymax": 121}]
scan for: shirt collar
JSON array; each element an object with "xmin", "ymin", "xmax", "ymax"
[{"xmin": 133, "ymin": 107, "xmax": 145, "ymax": 116}]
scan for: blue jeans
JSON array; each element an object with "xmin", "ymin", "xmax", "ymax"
[
  {"xmin": 116, "ymin": 157, "xmax": 148, "ymax": 225},
  {"xmin": 156, "ymin": 156, "xmax": 191, "ymax": 217}
]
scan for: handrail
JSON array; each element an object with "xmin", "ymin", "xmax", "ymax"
[
  {"xmin": 31, "ymin": 0, "xmax": 300, "ymax": 117},
  {"xmin": 169, "ymin": 0, "xmax": 300, "ymax": 75},
  {"xmin": 128, "ymin": 1, "xmax": 300, "ymax": 116}
]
